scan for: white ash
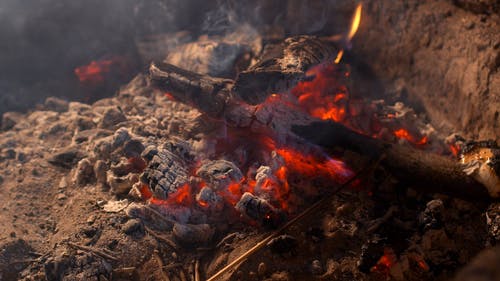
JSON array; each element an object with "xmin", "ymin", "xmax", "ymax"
[{"xmin": 196, "ymin": 160, "xmax": 243, "ymax": 191}]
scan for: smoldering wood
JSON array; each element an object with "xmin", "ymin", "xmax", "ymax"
[
  {"xmin": 140, "ymin": 145, "xmax": 190, "ymax": 200},
  {"xmin": 149, "ymin": 62, "xmax": 234, "ymax": 118},
  {"xmin": 233, "ymin": 35, "xmax": 340, "ymax": 104},
  {"xmin": 149, "ymin": 42, "xmax": 493, "ymax": 201},
  {"xmin": 292, "ymin": 121, "xmax": 491, "ymax": 200}
]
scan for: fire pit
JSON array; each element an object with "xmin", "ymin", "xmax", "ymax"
[{"xmin": 0, "ymin": 1, "xmax": 498, "ymax": 281}]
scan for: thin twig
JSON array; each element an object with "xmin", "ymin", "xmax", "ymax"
[
  {"xmin": 206, "ymin": 157, "xmax": 383, "ymax": 281},
  {"xmin": 195, "ymin": 259, "xmax": 201, "ymax": 281},
  {"xmin": 145, "ymin": 225, "xmax": 179, "ymax": 251},
  {"xmin": 153, "ymin": 251, "xmax": 171, "ymax": 281},
  {"xmin": 67, "ymin": 242, "xmax": 118, "ymax": 261}
]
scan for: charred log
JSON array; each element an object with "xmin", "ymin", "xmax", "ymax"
[
  {"xmin": 292, "ymin": 121, "xmax": 492, "ymax": 200},
  {"xmin": 233, "ymin": 35, "xmax": 340, "ymax": 104}
]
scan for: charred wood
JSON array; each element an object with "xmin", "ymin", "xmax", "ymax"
[
  {"xmin": 233, "ymin": 35, "xmax": 339, "ymax": 104},
  {"xmin": 292, "ymin": 121, "xmax": 492, "ymax": 200}
]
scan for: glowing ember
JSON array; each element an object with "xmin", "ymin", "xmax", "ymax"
[
  {"xmin": 371, "ymin": 248, "xmax": 397, "ymax": 275},
  {"xmin": 74, "ymin": 56, "xmax": 127, "ymax": 85},
  {"xmin": 150, "ymin": 183, "xmax": 193, "ymax": 206},
  {"xmin": 393, "ymin": 128, "xmax": 428, "ymax": 145},
  {"xmin": 164, "ymin": 92, "xmax": 176, "ymax": 101},
  {"xmin": 292, "ymin": 63, "xmax": 350, "ymax": 122}
]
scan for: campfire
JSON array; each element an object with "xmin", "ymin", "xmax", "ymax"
[{"xmin": 0, "ymin": 1, "xmax": 499, "ymax": 281}]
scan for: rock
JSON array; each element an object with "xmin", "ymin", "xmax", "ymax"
[
  {"xmin": 48, "ymin": 147, "xmax": 85, "ymax": 168},
  {"xmin": 122, "ymin": 219, "xmax": 144, "ymax": 235},
  {"xmin": 311, "ymin": 260, "xmax": 323, "ymax": 275},
  {"xmin": 44, "ymin": 97, "xmax": 69, "ymax": 112},
  {"xmin": 73, "ymin": 158, "xmax": 94, "ymax": 185},
  {"xmin": 99, "ymin": 107, "xmax": 127, "ymax": 129},
  {"xmin": 172, "ymin": 223, "xmax": 214, "ymax": 245},
  {"xmin": 258, "ymin": 262, "xmax": 267, "ymax": 276}
]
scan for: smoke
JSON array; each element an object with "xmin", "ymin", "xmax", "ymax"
[{"xmin": 0, "ymin": 0, "xmax": 353, "ymax": 116}]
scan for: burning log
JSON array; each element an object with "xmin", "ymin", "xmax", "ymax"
[
  {"xmin": 149, "ymin": 61, "xmax": 496, "ymax": 201},
  {"xmin": 233, "ymin": 35, "xmax": 340, "ymax": 104}
]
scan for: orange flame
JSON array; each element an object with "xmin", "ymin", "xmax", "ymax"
[{"xmin": 348, "ymin": 4, "xmax": 362, "ymax": 41}]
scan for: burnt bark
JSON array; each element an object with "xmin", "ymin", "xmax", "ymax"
[
  {"xmin": 292, "ymin": 121, "xmax": 491, "ymax": 200},
  {"xmin": 233, "ymin": 35, "xmax": 340, "ymax": 104}
]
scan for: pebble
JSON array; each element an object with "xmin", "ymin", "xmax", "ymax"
[{"xmin": 122, "ymin": 219, "xmax": 143, "ymax": 235}]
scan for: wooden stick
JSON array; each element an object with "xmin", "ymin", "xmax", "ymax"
[
  {"xmin": 206, "ymin": 159, "xmax": 380, "ymax": 281},
  {"xmin": 67, "ymin": 242, "xmax": 118, "ymax": 261},
  {"xmin": 292, "ymin": 121, "xmax": 491, "ymax": 200}
]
